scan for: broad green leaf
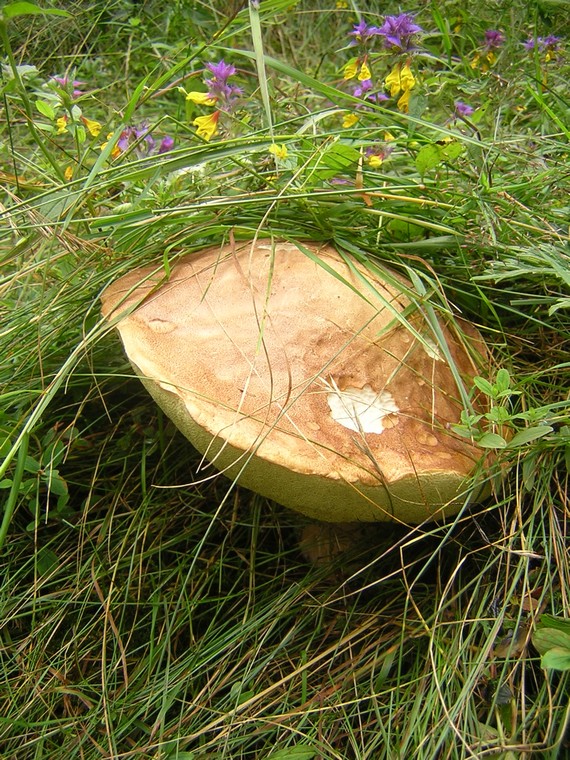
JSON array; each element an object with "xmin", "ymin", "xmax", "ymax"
[
  {"xmin": 508, "ymin": 425, "xmax": 553, "ymax": 447},
  {"xmin": 35, "ymin": 99, "xmax": 55, "ymax": 120},
  {"xmin": 1, "ymin": 2, "xmax": 70, "ymax": 19},
  {"xmin": 541, "ymin": 647, "xmax": 570, "ymax": 671},
  {"xmin": 473, "ymin": 376, "xmax": 495, "ymax": 396},
  {"xmin": 439, "ymin": 141, "xmax": 463, "ymax": 161},
  {"xmin": 495, "ymin": 368, "xmax": 511, "ymax": 393},
  {"xmin": 44, "ymin": 470, "xmax": 68, "ymax": 497},
  {"xmin": 23, "ymin": 455, "xmax": 40, "ymax": 474},
  {"xmin": 415, "ymin": 144, "xmax": 442, "ymax": 175},
  {"xmin": 539, "ymin": 615, "xmax": 570, "ymax": 635},
  {"xmin": 478, "ymin": 432, "xmax": 508, "ymax": 449},
  {"xmin": 36, "ymin": 547, "xmax": 59, "ymax": 575},
  {"xmin": 533, "ymin": 627, "xmax": 570, "ymax": 655}
]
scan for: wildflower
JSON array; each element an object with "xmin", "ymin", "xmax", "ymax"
[
  {"xmin": 352, "ymin": 78, "xmax": 389, "ymax": 103},
  {"xmin": 193, "ymin": 111, "xmax": 220, "ymax": 141},
  {"xmin": 343, "ymin": 60, "xmax": 359, "ymax": 80},
  {"xmin": 385, "ymin": 63, "xmax": 416, "ymax": 96},
  {"xmin": 204, "ymin": 60, "xmax": 242, "ymax": 109},
  {"xmin": 269, "ymin": 143, "xmax": 288, "ymax": 160},
  {"xmin": 348, "ymin": 20, "xmax": 380, "ymax": 45},
  {"xmin": 80, "ymin": 115, "xmax": 102, "ymax": 137},
  {"xmin": 117, "ymin": 123, "xmax": 155, "ymax": 154},
  {"xmin": 358, "ymin": 61, "xmax": 371, "ymax": 81},
  {"xmin": 101, "ymin": 133, "xmax": 122, "ymax": 159},
  {"xmin": 454, "ymin": 100, "xmax": 474, "ymax": 117},
  {"xmin": 385, "ymin": 63, "xmax": 416, "ymax": 113},
  {"xmin": 64, "ymin": 166, "xmax": 73, "ymax": 181},
  {"xmin": 186, "ymin": 91, "xmax": 216, "ymax": 106},
  {"xmin": 111, "ymin": 122, "xmax": 175, "ymax": 157},
  {"xmin": 343, "ymin": 59, "xmax": 376, "ymax": 84},
  {"xmin": 56, "ymin": 115, "xmax": 68, "ymax": 134},
  {"xmin": 353, "ymin": 78, "xmax": 373, "ymax": 97},
  {"xmin": 472, "ymin": 29, "xmax": 505, "ymax": 69},
  {"xmin": 184, "ymin": 59, "xmax": 241, "ymax": 142},
  {"xmin": 366, "ymin": 144, "xmax": 392, "ymax": 167},
  {"xmin": 51, "ymin": 75, "xmax": 86, "ymax": 99},
  {"xmin": 158, "ymin": 136, "xmax": 175, "ymax": 153},
  {"xmin": 342, "ymin": 112, "xmax": 359, "ymax": 128},
  {"xmin": 397, "ymin": 89, "xmax": 412, "ymax": 112},
  {"xmin": 376, "ymin": 13, "xmax": 423, "ymax": 51},
  {"xmin": 523, "ymin": 35, "xmax": 562, "ymax": 61},
  {"xmin": 484, "ymin": 30, "xmax": 505, "ymax": 49}
]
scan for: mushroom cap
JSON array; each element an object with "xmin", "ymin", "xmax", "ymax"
[{"xmin": 101, "ymin": 239, "xmax": 490, "ymax": 523}]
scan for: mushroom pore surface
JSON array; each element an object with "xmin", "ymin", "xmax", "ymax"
[{"xmin": 101, "ymin": 239, "xmax": 491, "ymax": 523}]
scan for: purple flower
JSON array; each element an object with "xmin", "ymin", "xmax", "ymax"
[
  {"xmin": 51, "ymin": 75, "xmax": 86, "ymax": 99},
  {"xmin": 204, "ymin": 59, "xmax": 242, "ymax": 110},
  {"xmin": 205, "ymin": 60, "xmax": 236, "ymax": 82},
  {"xmin": 348, "ymin": 20, "xmax": 380, "ymax": 45},
  {"xmin": 365, "ymin": 143, "xmax": 393, "ymax": 167},
  {"xmin": 158, "ymin": 136, "xmax": 175, "ymax": 154},
  {"xmin": 523, "ymin": 35, "xmax": 562, "ymax": 51},
  {"xmin": 454, "ymin": 100, "xmax": 474, "ymax": 117},
  {"xmin": 352, "ymin": 79, "xmax": 388, "ymax": 102},
  {"xmin": 484, "ymin": 30, "xmax": 505, "ymax": 49},
  {"xmin": 376, "ymin": 13, "xmax": 423, "ymax": 51},
  {"xmin": 116, "ymin": 122, "xmax": 174, "ymax": 158}
]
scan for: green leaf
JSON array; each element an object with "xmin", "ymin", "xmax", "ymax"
[
  {"xmin": 478, "ymin": 432, "xmax": 508, "ymax": 449},
  {"xmin": 1, "ymin": 2, "xmax": 70, "ymax": 19},
  {"xmin": 44, "ymin": 470, "xmax": 68, "ymax": 497},
  {"xmin": 540, "ymin": 647, "xmax": 570, "ymax": 671},
  {"xmin": 415, "ymin": 144, "xmax": 442, "ymax": 175},
  {"xmin": 495, "ymin": 368, "xmax": 511, "ymax": 394},
  {"xmin": 23, "ymin": 455, "xmax": 40, "ymax": 474},
  {"xmin": 35, "ymin": 99, "xmax": 55, "ymax": 120},
  {"xmin": 473, "ymin": 376, "xmax": 495, "ymax": 397},
  {"xmin": 508, "ymin": 425, "xmax": 553, "ymax": 447},
  {"xmin": 439, "ymin": 141, "xmax": 463, "ymax": 161},
  {"xmin": 539, "ymin": 615, "xmax": 570, "ymax": 635},
  {"xmin": 36, "ymin": 547, "xmax": 59, "ymax": 576},
  {"xmin": 533, "ymin": 627, "xmax": 570, "ymax": 655}
]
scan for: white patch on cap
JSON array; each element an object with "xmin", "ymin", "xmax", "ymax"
[{"xmin": 326, "ymin": 382, "xmax": 399, "ymax": 434}]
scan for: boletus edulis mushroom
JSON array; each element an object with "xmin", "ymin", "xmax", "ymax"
[{"xmin": 101, "ymin": 239, "xmax": 492, "ymax": 524}]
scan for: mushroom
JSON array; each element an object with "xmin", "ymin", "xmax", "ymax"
[{"xmin": 101, "ymin": 239, "xmax": 491, "ymax": 524}]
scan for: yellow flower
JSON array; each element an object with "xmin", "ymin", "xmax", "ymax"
[
  {"xmin": 64, "ymin": 166, "xmax": 73, "ymax": 181},
  {"xmin": 269, "ymin": 143, "xmax": 288, "ymax": 160},
  {"xmin": 81, "ymin": 116, "xmax": 102, "ymax": 137},
  {"xmin": 342, "ymin": 112, "xmax": 359, "ymax": 129},
  {"xmin": 367, "ymin": 154, "xmax": 383, "ymax": 168},
  {"xmin": 400, "ymin": 64, "xmax": 416, "ymax": 92},
  {"xmin": 397, "ymin": 89, "xmax": 412, "ymax": 113},
  {"xmin": 385, "ymin": 65, "xmax": 402, "ymax": 97},
  {"xmin": 358, "ymin": 61, "xmax": 371, "ymax": 81},
  {"xmin": 100, "ymin": 132, "xmax": 121, "ymax": 159},
  {"xmin": 336, "ymin": 1, "xmax": 348, "ymax": 7},
  {"xmin": 385, "ymin": 63, "xmax": 416, "ymax": 96},
  {"xmin": 56, "ymin": 116, "xmax": 68, "ymax": 134},
  {"xmin": 186, "ymin": 91, "xmax": 217, "ymax": 106},
  {"xmin": 193, "ymin": 111, "xmax": 220, "ymax": 141},
  {"xmin": 343, "ymin": 60, "xmax": 358, "ymax": 80},
  {"xmin": 383, "ymin": 131, "xmax": 396, "ymax": 142}
]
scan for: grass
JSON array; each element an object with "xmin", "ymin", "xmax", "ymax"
[{"xmin": 1, "ymin": 0, "xmax": 569, "ymax": 757}]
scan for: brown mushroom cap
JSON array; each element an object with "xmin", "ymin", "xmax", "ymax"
[{"xmin": 101, "ymin": 239, "xmax": 490, "ymax": 523}]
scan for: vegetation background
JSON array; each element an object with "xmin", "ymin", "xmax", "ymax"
[{"xmin": 1, "ymin": 0, "xmax": 569, "ymax": 758}]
